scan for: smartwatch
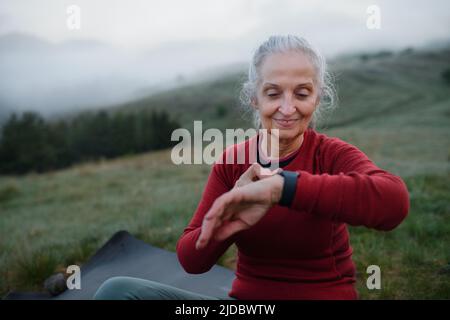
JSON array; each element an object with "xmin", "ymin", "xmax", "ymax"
[{"xmin": 277, "ymin": 170, "xmax": 299, "ymax": 207}]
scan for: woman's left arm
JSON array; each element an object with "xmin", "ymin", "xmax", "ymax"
[
  {"xmin": 196, "ymin": 139, "xmax": 410, "ymax": 249},
  {"xmin": 290, "ymin": 140, "xmax": 410, "ymax": 231}
]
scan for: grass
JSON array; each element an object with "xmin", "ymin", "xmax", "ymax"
[
  {"xmin": 0, "ymin": 149, "xmax": 448, "ymax": 299},
  {"xmin": 1, "ymin": 46, "xmax": 449, "ymax": 299},
  {"xmin": 350, "ymin": 174, "xmax": 450, "ymax": 299},
  {"xmin": 0, "ymin": 150, "xmax": 214, "ymax": 296}
]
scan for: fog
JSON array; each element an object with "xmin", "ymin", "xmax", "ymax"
[
  {"xmin": 0, "ymin": 0, "xmax": 449, "ymax": 119},
  {"xmin": 0, "ymin": 34, "xmax": 247, "ymax": 118}
]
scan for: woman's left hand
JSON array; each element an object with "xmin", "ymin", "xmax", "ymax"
[{"xmin": 195, "ymin": 173, "xmax": 284, "ymax": 250}]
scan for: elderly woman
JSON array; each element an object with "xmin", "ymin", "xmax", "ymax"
[{"xmin": 94, "ymin": 35, "xmax": 409, "ymax": 300}]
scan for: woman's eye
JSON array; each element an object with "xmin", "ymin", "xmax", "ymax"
[
  {"xmin": 295, "ymin": 92, "xmax": 309, "ymax": 97},
  {"xmin": 267, "ymin": 92, "xmax": 279, "ymax": 97}
]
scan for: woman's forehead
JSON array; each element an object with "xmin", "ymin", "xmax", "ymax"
[{"xmin": 260, "ymin": 51, "xmax": 316, "ymax": 84}]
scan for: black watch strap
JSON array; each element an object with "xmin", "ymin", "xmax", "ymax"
[{"xmin": 277, "ymin": 170, "xmax": 299, "ymax": 207}]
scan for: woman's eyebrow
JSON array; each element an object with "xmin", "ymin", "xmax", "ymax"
[
  {"xmin": 262, "ymin": 82, "xmax": 313, "ymax": 88},
  {"xmin": 262, "ymin": 82, "xmax": 279, "ymax": 88},
  {"xmin": 295, "ymin": 82, "xmax": 313, "ymax": 88}
]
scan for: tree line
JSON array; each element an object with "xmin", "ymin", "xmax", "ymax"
[{"xmin": 0, "ymin": 110, "xmax": 180, "ymax": 174}]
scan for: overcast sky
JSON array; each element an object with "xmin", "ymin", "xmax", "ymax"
[
  {"xmin": 0, "ymin": 0, "xmax": 449, "ymax": 115},
  {"xmin": 1, "ymin": 0, "xmax": 449, "ymax": 57}
]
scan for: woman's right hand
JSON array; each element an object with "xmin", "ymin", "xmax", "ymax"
[
  {"xmin": 196, "ymin": 172, "xmax": 284, "ymax": 250},
  {"xmin": 195, "ymin": 163, "xmax": 282, "ymax": 250},
  {"xmin": 233, "ymin": 163, "xmax": 281, "ymax": 188}
]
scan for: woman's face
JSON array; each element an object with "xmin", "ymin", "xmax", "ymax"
[{"xmin": 253, "ymin": 51, "xmax": 320, "ymax": 141}]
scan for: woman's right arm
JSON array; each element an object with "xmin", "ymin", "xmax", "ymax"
[{"xmin": 176, "ymin": 160, "xmax": 238, "ymax": 274}]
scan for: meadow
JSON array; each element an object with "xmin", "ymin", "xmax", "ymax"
[{"xmin": 1, "ymin": 46, "xmax": 449, "ymax": 299}]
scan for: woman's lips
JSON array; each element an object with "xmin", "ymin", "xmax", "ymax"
[{"xmin": 273, "ymin": 118, "xmax": 299, "ymax": 128}]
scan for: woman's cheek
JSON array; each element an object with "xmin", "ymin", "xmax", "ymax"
[{"xmin": 260, "ymin": 104, "xmax": 278, "ymax": 121}]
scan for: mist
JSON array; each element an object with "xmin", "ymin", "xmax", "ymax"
[
  {"xmin": 0, "ymin": 33, "xmax": 248, "ymax": 119},
  {"xmin": 0, "ymin": 0, "xmax": 449, "ymax": 120}
]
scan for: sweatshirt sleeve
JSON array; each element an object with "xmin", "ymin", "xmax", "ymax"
[
  {"xmin": 176, "ymin": 159, "xmax": 238, "ymax": 274},
  {"xmin": 291, "ymin": 138, "xmax": 410, "ymax": 231}
]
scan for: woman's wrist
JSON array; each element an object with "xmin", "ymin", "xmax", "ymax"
[
  {"xmin": 276, "ymin": 170, "xmax": 300, "ymax": 207},
  {"xmin": 268, "ymin": 174, "xmax": 284, "ymax": 205}
]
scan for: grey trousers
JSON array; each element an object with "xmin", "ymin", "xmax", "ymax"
[{"xmin": 93, "ymin": 276, "xmax": 232, "ymax": 300}]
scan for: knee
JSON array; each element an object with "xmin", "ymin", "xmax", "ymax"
[{"xmin": 93, "ymin": 276, "xmax": 137, "ymax": 300}]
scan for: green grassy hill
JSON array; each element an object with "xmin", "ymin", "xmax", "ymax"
[
  {"xmin": 110, "ymin": 46, "xmax": 450, "ymax": 177},
  {"xmin": 0, "ymin": 46, "xmax": 449, "ymax": 299},
  {"xmin": 110, "ymin": 71, "xmax": 251, "ymax": 131}
]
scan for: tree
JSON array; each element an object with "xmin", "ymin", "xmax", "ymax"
[
  {"xmin": 0, "ymin": 112, "xmax": 58, "ymax": 173},
  {"xmin": 442, "ymin": 68, "xmax": 450, "ymax": 85},
  {"xmin": 0, "ymin": 109, "xmax": 181, "ymax": 174}
]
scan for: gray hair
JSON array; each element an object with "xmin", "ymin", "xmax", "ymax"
[{"xmin": 240, "ymin": 35, "xmax": 337, "ymax": 129}]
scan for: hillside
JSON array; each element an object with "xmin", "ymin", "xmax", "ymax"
[
  {"xmin": 0, "ymin": 46, "xmax": 449, "ymax": 299},
  {"xmin": 110, "ymin": 46, "xmax": 450, "ymax": 177}
]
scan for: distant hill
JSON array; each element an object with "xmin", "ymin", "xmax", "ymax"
[
  {"xmin": 1, "ymin": 43, "xmax": 449, "ymax": 176},
  {"xmin": 328, "ymin": 48, "xmax": 450, "ymax": 129},
  {"xmin": 110, "ymin": 72, "xmax": 249, "ymax": 131},
  {"xmin": 109, "ymin": 46, "xmax": 450, "ymax": 129},
  {"xmin": 107, "ymin": 45, "xmax": 450, "ymax": 176}
]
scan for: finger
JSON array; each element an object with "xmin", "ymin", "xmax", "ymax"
[
  {"xmin": 196, "ymin": 214, "xmax": 219, "ymax": 249},
  {"xmin": 214, "ymin": 219, "xmax": 249, "ymax": 242},
  {"xmin": 212, "ymin": 192, "xmax": 239, "ymax": 221},
  {"xmin": 255, "ymin": 167, "xmax": 282, "ymax": 179},
  {"xmin": 271, "ymin": 168, "xmax": 283, "ymax": 175},
  {"xmin": 196, "ymin": 190, "xmax": 242, "ymax": 249},
  {"xmin": 196, "ymin": 199, "xmax": 226, "ymax": 249},
  {"xmin": 243, "ymin": 163, "xmax": 262, "ymax": 181},
  {"xmin": 235, "ymin": 163, "xmax": 278, "ymax": 188}
]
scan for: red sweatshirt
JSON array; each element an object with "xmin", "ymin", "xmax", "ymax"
[{"xmin": 176, "ymin": 128, "xmax": 410, "ymax": 300}]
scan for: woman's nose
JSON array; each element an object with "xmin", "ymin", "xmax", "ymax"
[{"xmin": 278, "ymin": 96, "xmax": 296, "ymax": 115}]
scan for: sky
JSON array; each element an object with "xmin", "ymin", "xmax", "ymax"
[
  {"xmin": 0, "ymin": 0, "xmax": 449, "ymax": 115},
  {"xmin": 1, "ymin": 0, "xmax": 449, "ymax": 56}
]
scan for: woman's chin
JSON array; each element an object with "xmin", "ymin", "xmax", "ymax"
[
  {"xmin": 263, "ymin": 121, "xmax": 305, "ymax": 140},
  {"xmin": 274, "ymin": 127, "xmax": 302, "ymax": 140}
]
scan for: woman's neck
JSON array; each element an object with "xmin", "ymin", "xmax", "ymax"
[{"xmin": 260, "ymin": 132, "xmax": 304, "ymax": 160}]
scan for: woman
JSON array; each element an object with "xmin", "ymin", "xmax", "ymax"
[{"xmin": 94, "ymin": 35, "xmax": 409, "ymax": 300}]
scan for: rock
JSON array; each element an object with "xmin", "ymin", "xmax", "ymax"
[{"xmin": 44, "ymin": 273, "xmax": 67, "ymax": 296}]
